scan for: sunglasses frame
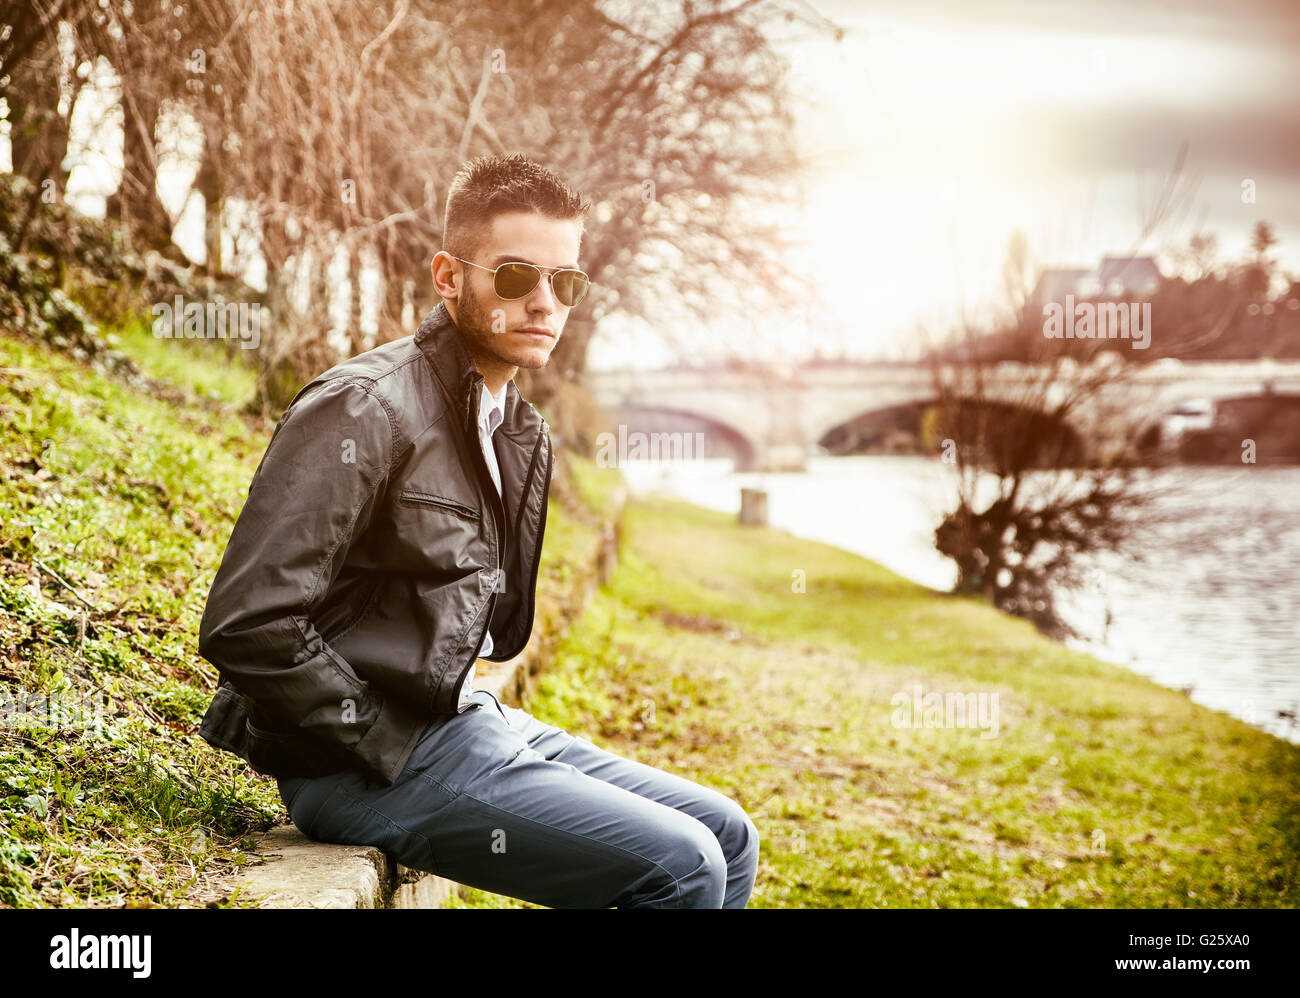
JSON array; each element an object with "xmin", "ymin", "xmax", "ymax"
[{"xmin": 448, "ymin": 255, "xmax": 591, "ymax": 307}]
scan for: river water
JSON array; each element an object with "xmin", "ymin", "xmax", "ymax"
[{"xmin": 619, "ymin": 456, "xmax": 1300, "ymax": 744}]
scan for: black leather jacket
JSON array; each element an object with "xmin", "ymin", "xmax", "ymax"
[{"xmin": 195, "ymin": 302, "xmax": 552, "ymax": 787}]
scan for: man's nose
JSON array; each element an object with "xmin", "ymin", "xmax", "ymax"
[{"xmin": 525, "ymin": 274, "xmax": 559, "ymax": 314}]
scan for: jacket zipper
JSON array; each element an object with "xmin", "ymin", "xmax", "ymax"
[
  {"xmin": 510, "ymin": 433, "xmax": 550, "ymax": 658},
  {"xmin": 465, "ymin": 376, "xmax": 509, "ymax": 548},
  {"xmin": 455, "ymin": 377, "xmax": 548, "ymax": 683},
  {"xmin": 480, "ymin": 425, "xmax": 547, "ymax": 662},
  {"xmin": 399, "ymin": 490, "xmax": 480, "ymax": 521},
  {"xmin": 512, "ymin": 431, "xmax": 545, "ymax": 552},
  {"xmin": 458, "ymin": 375, "xmax": 507, "ymax": 685},
  {"xmin": 469, "ymin": 589, "xmax": 498, "ymax": 663}
]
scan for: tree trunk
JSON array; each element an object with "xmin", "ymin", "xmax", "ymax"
[
  {"xmin": 194, "ymin": 122, "xmax": 224, "ymax": 278},
  {"xmin": 7, "ymin": 69, "xmax": 68, "ymax": 189},
  {"xmin": 6, "ymin": 62, "xmax": 71, "ymax": 251},
  {"xmin": 105, "ymin": 80, "xmax": 172, "ymax": 253},
  {"xmin": 349, "ymin": 240, "xmax": 367, "ymax": 352}
]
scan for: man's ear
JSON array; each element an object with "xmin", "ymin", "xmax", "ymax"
[{"xmin": 430, "ymin": 251, "xmax": 459, "ymax": 301}]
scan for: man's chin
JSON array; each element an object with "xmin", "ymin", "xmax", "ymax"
[
  {"xmin": 511, "ymin": 354, "xmax": 552, "ymax": 371},
  {"xmin": 503, "ymin": 345, "xmax": 556, "ymax": 369}
]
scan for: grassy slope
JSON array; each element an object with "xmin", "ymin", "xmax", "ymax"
[
  {"xmin": 451, "ymin": 496, "xmax": 1300, "ymax": 908},
  {"xmin": 5, "ymin": 316, "xmax": 1295, "ymax": 910},
  {"xmin": 0, "ymin": 319, "xmax": 613, "ymax": 908}
]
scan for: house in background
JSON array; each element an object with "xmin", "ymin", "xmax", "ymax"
[
  {"xmin": 1030, "ymin": 267, "xmax": 1092, "ymax": 306},
  {"xmin": 1031, "ymin": 255, "xmax": 1163, "ymax": 305}
]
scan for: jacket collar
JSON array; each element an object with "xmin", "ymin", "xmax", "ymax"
[{"xmin": 413, "ymin": 301, "xmax": 536, "ymax": 436}]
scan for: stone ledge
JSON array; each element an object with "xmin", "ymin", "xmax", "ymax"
[
  {"xmin": 232, "ymin": 485, "xmax": 625, "ymax": 909},
  {"xmin": 235, "ymin": 826, "xmax": 391, "ymax": 909}
]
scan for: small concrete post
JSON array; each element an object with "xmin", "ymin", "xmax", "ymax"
[
  {"xmin": 738, "ymin": 487, "xmax": 768, "ymax": 526},
  {"xmin": 597, "ymin": 521, "xmax": 618, "ymax": 583}
]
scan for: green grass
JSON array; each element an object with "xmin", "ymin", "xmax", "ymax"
[
  {"xmin": 8, "ymin": 312, "xmax": 1295, "ymax": 909},
  {"xmin": 0, "ymin": 325, "xmax": 614, "ymax": 908},
  {"xmin": 450, "ymin": 495, "xmax": 1300, "ymax": 908},
  {"xmin": 106, "ymin": 317, "xmax": 260, "ymax": 408}
]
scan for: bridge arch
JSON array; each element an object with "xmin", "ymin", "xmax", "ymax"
[
  {"xmin": 1135, "ymin": 390, "xmax": 1300, "ymax": 463},
  {"xmin": 819, "ymin": 397, "xmax": 1089, "ymax": 466},
  {"xmin": 590, "ymin": 404, "xmax": 758, "ymax": 469}
]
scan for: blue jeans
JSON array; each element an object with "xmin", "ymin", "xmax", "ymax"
[{"xmin": 276, "ymin": 690, "xmax": 760, "ymax": 908}]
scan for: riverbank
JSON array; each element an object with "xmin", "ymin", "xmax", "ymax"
[
  {"xmin": 616, "ymin": 456, "xmax": 1300, "ymax": 745},
  {"xmin": 450, "ymin": 489, "xmax": 1300, "ymax": 908},
  {"xmin": 4, "ymin": 318, "xmax": 1295, "ymax": 909}
]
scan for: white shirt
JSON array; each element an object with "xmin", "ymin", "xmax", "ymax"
[{"xmin": 457, "ymin": 380, "xmax": 507, "ymax": 711}]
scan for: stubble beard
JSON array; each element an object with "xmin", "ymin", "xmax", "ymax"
[{"xmin": 455, "ymin": 279, "xmax": 553, "ymax": 371}]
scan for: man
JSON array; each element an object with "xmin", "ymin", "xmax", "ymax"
[{"xmin": 195, "ymin": 153, "xmax": 759, "ymax": 908}]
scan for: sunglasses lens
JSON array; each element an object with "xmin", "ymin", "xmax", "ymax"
[
  {"xmin": 494, "ymin": 263, "xmax": 541, "ymax": 299},
  {"xmin": 490, "ymin": 262, "xmax": 589, "ymax": 306},
  {"xmin": 552, "ymin": 270, "xmax": 589, "ymax": 307}
]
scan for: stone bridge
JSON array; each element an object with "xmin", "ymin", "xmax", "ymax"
[{"xmin": 584, "ymin": 359, "xmax": 1300, "ymax": 470}]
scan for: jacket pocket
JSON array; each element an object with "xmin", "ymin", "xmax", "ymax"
[
  {"xmin": 244, "ymin": 711, "xmax": 350, "ymax": 779},
  {"xmin": 243, "ymin": 716, "xmax": 293, "ymax": 775},
  {"xmin": 198, "ymin": 682, "xmax": 249, "ymax": 756},
  {"xmin": 317, "ymin": 575, "xmax": 383, "ymax": 644},
  {"xmin": 398, "ymin": 489, "xmax": 480, "ymax": 522}
]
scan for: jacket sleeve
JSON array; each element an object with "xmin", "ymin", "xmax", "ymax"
[{"xmin": 197, "ymin": 377, "xmax": 404, "ymax": 783}]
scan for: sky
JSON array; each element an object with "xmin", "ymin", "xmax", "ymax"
[
  {"xmin": 589, "ymin": 0, "xmax": 1300, "ymax": 368},
  {"xmin": 784, "ymin": 0, "xmax": 1299, "ymax": 357},
  {"xmin": 6, "ymin": 2, "xmax": 1297, "ymax": 370}
]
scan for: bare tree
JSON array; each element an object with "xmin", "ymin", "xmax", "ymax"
[
  {"xmin": 926, "ymin": 340, "xmax": 1170, "ymax": 637},
  {"xmin": 923, "ymin": 156, "xmax": 1201, "ymax": 637},
  {"xmin": 2, "ymin": 0, "xmax": 83, "ymax": 251},
  {"xmin": 6, "ymin": 0, "xmax": 826, "ymax": 422},
  {"xmin": 419, "ymin": 0, "xmax": 825, "ymax": 412}
]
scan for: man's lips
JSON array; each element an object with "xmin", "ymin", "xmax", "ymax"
[{"xmin": 517, "ymin": 327, "xmax": 555, "ymax": 338}]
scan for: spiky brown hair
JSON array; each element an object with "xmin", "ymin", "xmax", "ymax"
[{"xmin": 442, "ymin": 153, "xmax": 590, "ymax": 260}]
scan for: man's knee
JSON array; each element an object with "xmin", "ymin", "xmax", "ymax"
[
  {"xmin": 631, "ymin": 815, "xmax": 728, "ymax": 908},
  {"xmin": 727, "ymin": 805, "xmax": 760, "ymax": 867},
  {"xmin": 696, "ymin": 789, "xmax": 760, "ymax": 869},
  {"xmin": 669, "ymin": 818, "xmax": 729, "ymax": 907}
]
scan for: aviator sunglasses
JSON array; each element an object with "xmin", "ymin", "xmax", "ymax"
[{"xmin": 449, "ymin": 255, "xmax": 591, "ymax": 307}]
